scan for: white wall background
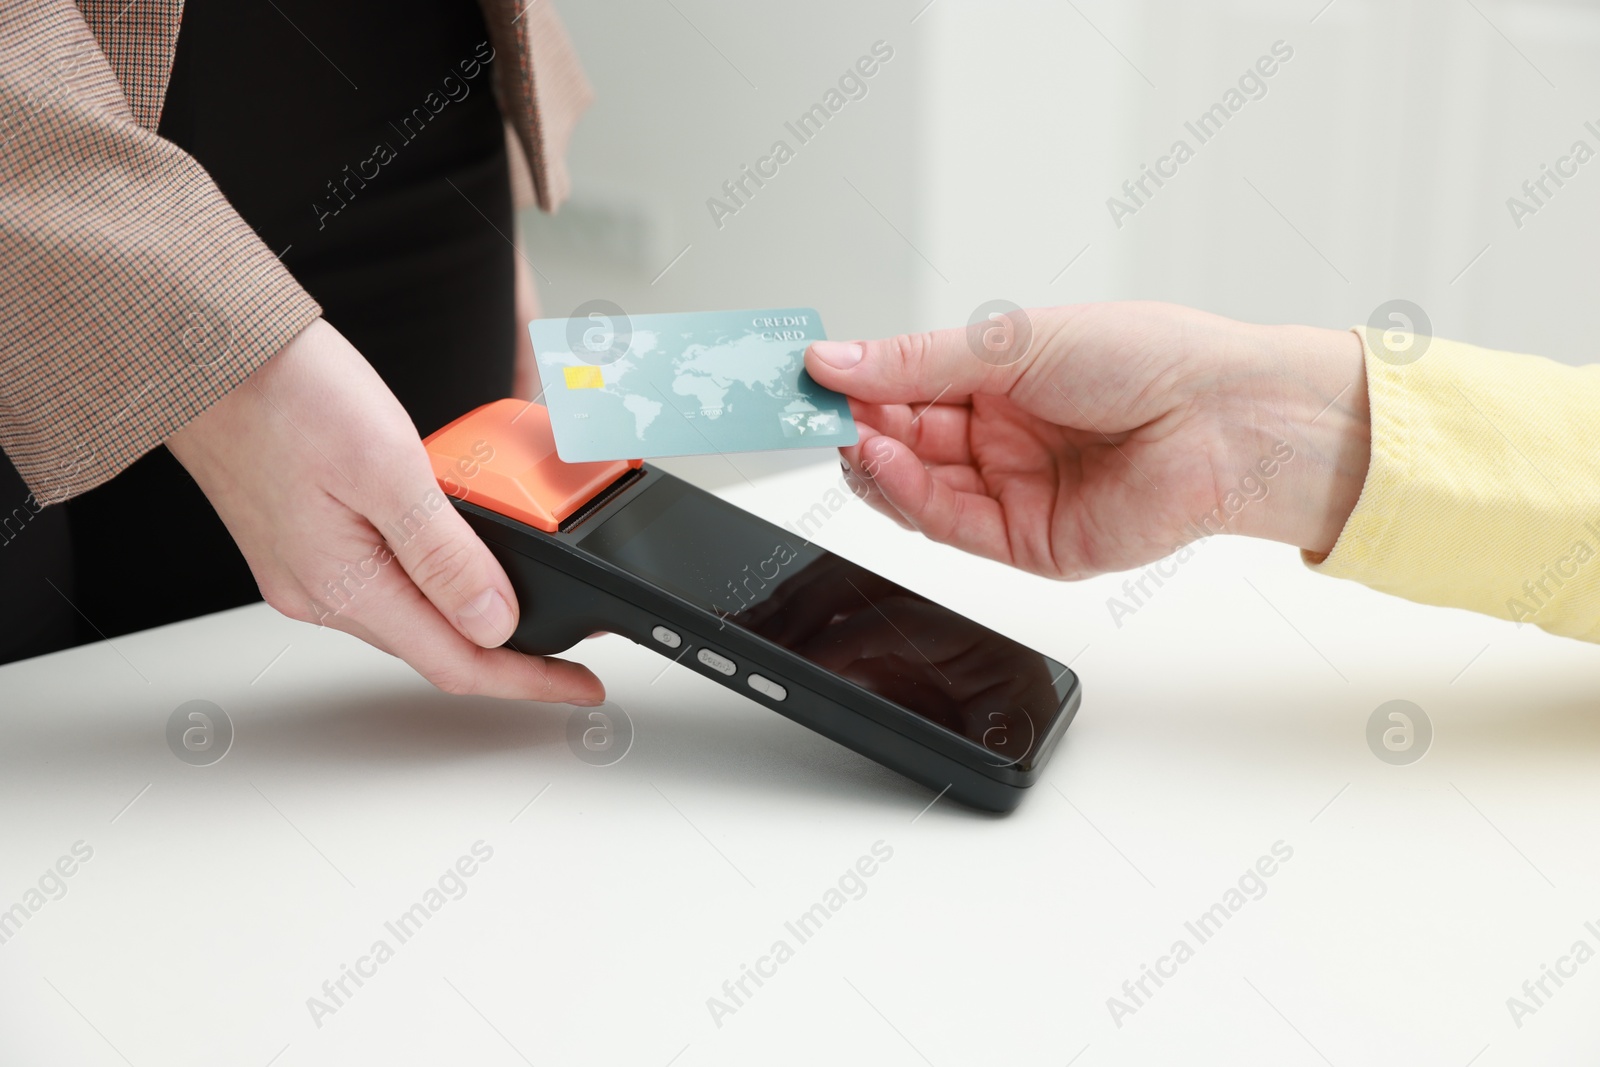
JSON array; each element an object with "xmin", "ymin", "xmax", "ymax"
[
  {"xmin": 520, "ymin": 0, "xmax": 922, "ymax": 347},
  {"xmin": 527, "ymin": 0, "xmax": 1600, "ymax": 368}
]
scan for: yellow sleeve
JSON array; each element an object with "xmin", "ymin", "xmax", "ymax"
[{"xmin": 1307, "ymin": 327, "xmax": 1600, "ymax": 643}]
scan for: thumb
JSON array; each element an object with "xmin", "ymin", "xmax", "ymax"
[
  {"xmin": 381, "ymin": 473, "xmax": 521, "ymax": 648},
  {"xmin": 805, "ymin": 311, "xmax": 1035, "ymax": 404}
]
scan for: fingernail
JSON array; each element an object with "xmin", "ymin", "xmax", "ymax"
[
  {"xmin": 570, "ymin": 695, "xmax": 604, "ymax": 707},
  {"xmin": 457, "ymin": 588, "xmax": 514, "ymax": 646},
  {"xmin": 811, "ymin": 341, "xmax": 862, "ymax": 369}
]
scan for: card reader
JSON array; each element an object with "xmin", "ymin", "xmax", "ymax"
[{"xmin": 424, "ymin": 399, "xmax": 1081, "ymax": 812}]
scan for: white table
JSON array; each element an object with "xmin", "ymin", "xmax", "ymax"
[{"xmin": 3, "ymin": 453, "xmax": 1598, "ymax": 1066}]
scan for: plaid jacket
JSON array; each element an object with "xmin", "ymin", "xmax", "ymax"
[{"xmin": 0, "ymin": 0, "xmax": 591, "ymax": 503}]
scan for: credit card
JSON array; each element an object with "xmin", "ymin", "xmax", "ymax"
[{"xmin": 530, "ymin": 307, "xmax": 858, "ymax": 463}]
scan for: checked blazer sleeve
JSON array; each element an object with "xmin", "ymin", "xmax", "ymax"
[
  {"xmin": 480, "ymin": 0, "xmax": 592, "ymax": 213},
  {"xmin": 0, "ymin": 1, "xmax": 321, "ymax": 503}
]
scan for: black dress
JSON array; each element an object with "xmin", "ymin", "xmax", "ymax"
[{"xmin": 0, "ymin": 0, "xmax": 517, "ymax": 663}]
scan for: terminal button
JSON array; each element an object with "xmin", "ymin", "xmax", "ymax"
[
  {"xmin": 747, "ymin": 674, "xmax": 787, "ymax": 701},
  {"xmin": 696, "ymin": 648, "xmax": 736, "ymax": 676},
  {"xmin": 651, "ymin": 625, "xmax": 682, "ymax": 649}
]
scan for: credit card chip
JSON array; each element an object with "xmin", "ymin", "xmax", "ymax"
[{"xmin": 564, "ymin": 365, "xmax": 604, "ymax": 389}]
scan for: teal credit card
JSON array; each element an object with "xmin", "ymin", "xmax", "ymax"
[{"xmin": 530, "ymin": 307, "xmax": 858, "ymax": 463}]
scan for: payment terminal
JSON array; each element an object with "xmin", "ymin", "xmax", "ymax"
[{"xmin": 424, "ymin": 399, "xmax": 1081, "ymax": 812}]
